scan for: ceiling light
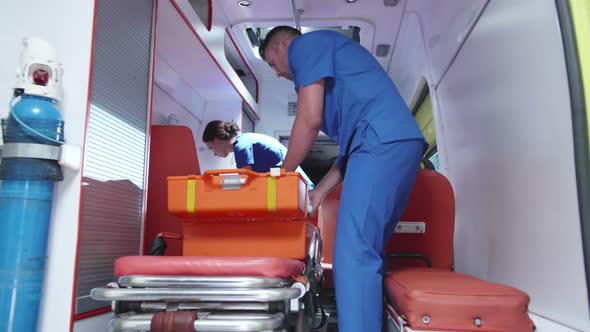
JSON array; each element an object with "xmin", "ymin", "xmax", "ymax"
[
  {"xmin": 346, "ymin": 0, "xmax": 357, "ymax": 3},
  {"xmin": 238, "ymin": 0, "xmax": 252, "ymax": 7}
]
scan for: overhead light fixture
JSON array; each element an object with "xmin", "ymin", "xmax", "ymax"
[
  {"xmin": 346, "ymin": 0, "xmax": 357, "ymax": 3},
  {"xmin": 238, "ymin": 0, "xmax": 252, "ymax": 7}
]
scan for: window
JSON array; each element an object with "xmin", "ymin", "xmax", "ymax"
[
  {"xmin": 279, "ymin": 136, "xmax": 338, "ymax": 186},
  {"xmin": 412, "ymin": 83, "xmax": 440, "ymax": 171},
  {"xmin": 187, "ymin": 0, "xmax": 211, "ymax": 31},
  {"xmin": 225, "ymin": 30, "xmax": 259, "ymax": 102},
  {"xmin": 241, "ymin": 102, "xmax": 255, "ymax": 133},
  {"xmin": 426, "ymin": 148, "xmax": 441, "ymax": 172},
  {"xmin": 414, "ymin": 93, "xmax": 436, "ymax": 157}
]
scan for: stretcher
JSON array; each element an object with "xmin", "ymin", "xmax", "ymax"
[{"xmin": 91, "ymin": 168, "xmax": 324, "ymax": 332}]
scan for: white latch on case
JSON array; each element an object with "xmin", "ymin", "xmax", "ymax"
[{"xmin": 270, "ymin": 167, "xmax": 281, "ymax": 177}]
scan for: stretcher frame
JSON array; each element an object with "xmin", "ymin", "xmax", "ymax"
[{"xmin": 90, "ymin": 229, "xmax": 323, "ymax": 332}]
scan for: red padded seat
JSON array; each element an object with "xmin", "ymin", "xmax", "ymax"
[
  {"xmin": 115, "ymin": 256, "xmax": 305, "ymax": 278},
  {"xmin": 385, "ymin": 169, "xmax": 455, "ymax": 270},
  {"xmin": 318, "ymin": 170, "xmax": 455, "ymax": 288},
  {"xmin": 384, "ymin": 268, "xmax": 534, "ymax": 331},
  {"xmin": 143, "ymin": 126, "xmax": 200, "ymax": 256}
]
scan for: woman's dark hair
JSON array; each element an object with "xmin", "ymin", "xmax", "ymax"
[{"xmin": 202, "ymin": 120, "xmax": 240, "ymax": 142}]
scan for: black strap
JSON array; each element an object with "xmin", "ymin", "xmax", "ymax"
[
  {"xmin": 388, "ymin": 253, "xmax": 433, "ymax": 268},
  {"xmin": 148, "ymin": 235, "xmax": 167, "ymax": 256}
]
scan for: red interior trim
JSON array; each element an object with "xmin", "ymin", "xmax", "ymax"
[
  {"xmin": 69, "ymin": 0, "xmax": 98, "ymax": 330},
  {"xmin": 242, "ymin": 101, "xmax": 260, "ymax": 121},
  {"xmin": 226, "ymin": 27, "xmax": 260, "ymax": 103},
  {"xmin": 73, "ymin": 307, "xmax": 111, "ymax": 321},
  {"xmin": 207, "ymin": 0, "xmax": 212, "ymax": 31},
  {"xmin": 170, "ymin": 0, "xmax": 259, "ymax": 118},
  {"xmin": 141, "ymin": 0, "xmax": 159, "ymax": 254},
  {"xmin": 158, "ymin": 232, "xmax": 183, "ymax": 240}
]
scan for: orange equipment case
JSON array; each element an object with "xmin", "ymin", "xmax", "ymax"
[
  {"xmin": 168, "ymin": 168, "xmax": 308, "ymax": 220},
  {"xmin": 167, "ymin": 168, "xmax": 311, "ymax": 259}
]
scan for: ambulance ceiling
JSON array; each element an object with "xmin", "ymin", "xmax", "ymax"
[{"xmin": 218, "ymin": 0, "xmax": 406, "ymax": 79}]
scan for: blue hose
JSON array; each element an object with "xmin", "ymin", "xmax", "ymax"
[{"xmin": 8, "ymin": 96, "xmax": 64, "ymax": 145}]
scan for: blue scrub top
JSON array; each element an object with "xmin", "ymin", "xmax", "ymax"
[
  {"xmin": 288, "ymin": 30, "xmax": 426, "ymax": 173},
  {"xmin": 233, "ymin": 132, "xmax": 314, "ymax": 189}
]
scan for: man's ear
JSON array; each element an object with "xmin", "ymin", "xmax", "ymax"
[{"xmin": 279, "ymin": 39, "xmax": 289, "ymax": 49}]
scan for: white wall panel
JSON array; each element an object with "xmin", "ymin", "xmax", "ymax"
[
  {"xmin": 168, "ymin": 0, "xmax": 258, "ymax": 113},
  {"xmin": 152, "ymin": 84, "xmax": 202, "ymax": 157},
  {"xmin": 155, "ymin": 0, "xmax": 245, "ymax": 174},
  {"xmin": 253, "ymin": 79, "xmax": 297, "ymax": 139},
  {"xmin": 435, "ymin": 1, "xmax": 589, "ymax": 330},
  {"xmin": 389, "ymin": 13, "xmax": 450, "ymax": 174},
  {"xmin": 154, "ymin": 54, "xmax": 207, "ymax": 122},
  {"xmin": 389, "ymin": 13, "xmax": 432, "ymax": 107},
  {"xmin": 0, "ymin": 1, "xmax": 95, "ymax": 331},
  {"xmin": 403, "ymin": 0, "xmax": 488, "ymax": 86}
]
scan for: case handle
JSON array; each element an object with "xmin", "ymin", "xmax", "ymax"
[
  {"xmin": 201, "ymin": 168, "xmax": 285, "ymax": 190},
  {"xmin": 201, "ymin": 168, "xmax": 264, "ymax": 178}
]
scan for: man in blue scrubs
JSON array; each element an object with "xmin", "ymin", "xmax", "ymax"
[{"xmin": 259, "ymin": 26, "xmax": 426, "ymax": 331}]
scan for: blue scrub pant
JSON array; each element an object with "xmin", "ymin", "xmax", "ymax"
[{"xmin": 333, "ymin": 125, "xmax": 423, "ymax": 332}]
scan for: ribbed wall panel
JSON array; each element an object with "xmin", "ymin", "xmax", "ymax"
[{"xmin": 74, "ymin": 0, "xmax": 154, "ymax": 314}]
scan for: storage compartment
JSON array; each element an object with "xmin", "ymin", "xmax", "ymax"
[{"xmin": 182, "ymin": 221, "xmax": 308, "ymax": 259}]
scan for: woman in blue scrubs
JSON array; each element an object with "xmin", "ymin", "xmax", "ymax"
[
  {"xmin": 259, "ymin": 27, "xmax": 426, "ymax": 332},
  {"xmin": 202, "ymin": 120, "xmax": 314, "ymax": 189}
]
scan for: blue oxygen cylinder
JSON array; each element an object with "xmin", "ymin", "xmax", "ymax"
[{"xmin": 0, "ymin": 37, "xmax": 65, "ymax": 332}]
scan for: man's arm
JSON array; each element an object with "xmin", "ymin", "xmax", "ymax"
[
  {"xmin": 308, "ymin": 162, "xmax": 342, "ymax": 213},
  {"xmin": 283, "ymin": 79, "xmax": 325, "ymax": 172}
]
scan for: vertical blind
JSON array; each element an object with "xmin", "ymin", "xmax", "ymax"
[{"xmin": 74, "ymin": 0, "xmax": 154, "ymax": 314}]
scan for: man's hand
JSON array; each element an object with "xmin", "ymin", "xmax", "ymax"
[
  {"xmin": 283, "ymin": 79, "xmax": 325, "ymax": 172},
  {"xmin": 307, "ymin": 162, "xmax": 343, "ymax": 214},
  {"xmin": 308, "ymin": 189, "xmax": 325, "ymax": 215}
]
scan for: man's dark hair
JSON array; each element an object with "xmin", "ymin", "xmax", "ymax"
[{"xmin": 259, "ymin": 26, "xmax": 302, "ymax": 60}]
